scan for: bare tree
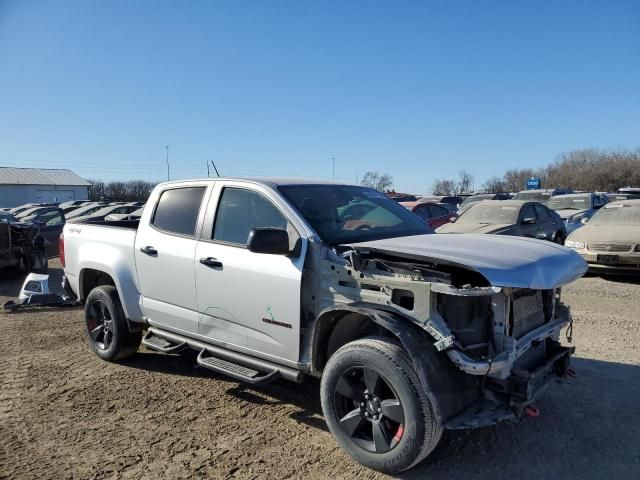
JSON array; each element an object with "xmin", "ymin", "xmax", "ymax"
[
  {"xmin": 503, "ymin": 168, "xmax": 536, "ymax": 193},
  {"xmin": 482, "ymin": 176, "xmax": 506, "ymax": 193},
  {"xmin": 457, "ymin": 170, "xmax": 474, "ymax": 194},
  {"xmin": 431, "ymin": 179, "xmax": 457, "ymax": 196},
  {"xmin": 87, "ymin": 179, "xmax": 157, "ymax": 202},
  {"xmin": 361, "ymin": 171, "xmax": 394, "ymax": 192}
]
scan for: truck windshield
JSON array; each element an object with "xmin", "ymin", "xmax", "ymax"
[{"xmin": 279, "ymin": 185, "xmax": 432, "ymax": 245}]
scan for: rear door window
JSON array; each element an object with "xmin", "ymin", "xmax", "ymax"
[{"xmin": 152, "ymin": 187, "xmax": 206, "ymax": 236}]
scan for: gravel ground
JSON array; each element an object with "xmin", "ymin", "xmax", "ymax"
[{"xmin": 1, "ymin": 259, "xmax": 639, "ymax": 479}]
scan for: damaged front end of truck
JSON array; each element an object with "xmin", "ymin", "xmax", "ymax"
[{"xmin": 311, "ymin": 233, "xmax": 587, "ymax": 430}]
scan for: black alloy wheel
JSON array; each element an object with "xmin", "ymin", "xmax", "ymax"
[
  {"xmin": 334, "ymin": 366, "xmax": 405, "ymax": 453},
  {"xmin": 86, "ymin": 299, "xmax": 114, "ymax": 350}
]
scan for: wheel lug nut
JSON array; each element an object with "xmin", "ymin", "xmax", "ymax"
[
  {"xmin": 364, "ymin": 394, "xmax": 370, "ymax": 399},
  {"xmin": 377, "ymin": 407, "xmax": 382, "ymax": 413},
  {"xmin": 365, "ymin": 412, "xmax": 370, "ymax": 417},
  {"xmin": 360, "ymin": 402, "xmax": 365, "ymax": 407}
]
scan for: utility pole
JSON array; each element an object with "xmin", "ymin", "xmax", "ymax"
[
  {"xmin": 165, "ymin": 145, "xmax": 170, "ymax": 181},
  {"xmin": 207, "ymin": 161, "xmax": 210, "ymax": 177}
]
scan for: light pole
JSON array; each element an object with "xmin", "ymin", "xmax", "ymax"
[{"xmin": 165, "ymin": 145, "xmax": 170, "ymax": 181}]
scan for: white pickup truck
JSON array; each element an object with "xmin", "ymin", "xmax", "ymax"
[{"xmin": 61, "ymin": 178, "xmax": 587, "ymax": 473}]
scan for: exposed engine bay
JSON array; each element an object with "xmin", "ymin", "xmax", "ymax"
[{"xmin": 314, "ymin": 242, "xmax": 578, "ymax": 426}]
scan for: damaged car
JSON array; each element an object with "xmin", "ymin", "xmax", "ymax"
[
  {"xmin": 61, "ymin": 179, "xmax": 587, "ymax": 473},
  {"xmin": 0, "ymin": 218, "xmax": 48, "ymax": 274}
]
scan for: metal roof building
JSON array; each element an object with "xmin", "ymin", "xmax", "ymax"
[{"xmin": 0, "ymin": 167, "xmax": 91, "ymax": 208}]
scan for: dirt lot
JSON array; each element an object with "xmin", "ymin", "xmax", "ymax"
[{"xmin": 1, "ymin": 259, "xmax": 639, "ymax": 480}]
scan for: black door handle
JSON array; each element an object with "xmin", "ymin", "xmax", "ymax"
[
  {"xmin": 140, "ymin": 246, "xmax": 158, "ymax": 256},
  {"xmin": 200, "ymin": 257, "xmax": 223, "ymax": 268}
]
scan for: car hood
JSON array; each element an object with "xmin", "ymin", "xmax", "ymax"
[
  {"xmin": 555, "ymin": 209, "xmax": 588, "ymax": 220},
  {"xmin": 436, "ymin": 222, "xmax": 511, "ymax": 234},
  {"xmin": 347, "ymin": 233, "xmax": 587, "ymax": 289},
  {"xmin": 568, "ymin": 224, "xmax": 640, "ymax": 244}
]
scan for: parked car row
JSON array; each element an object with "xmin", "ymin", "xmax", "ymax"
[
  {"xmin": 0, "ymin": 199, "xmax": 145, "ymax": 274},
  {"xmin": 392, "ymin": 187, "xmax": 637, "ymax": 274}
]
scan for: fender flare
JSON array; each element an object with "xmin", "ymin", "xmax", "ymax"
[{"xmin": 312, "ymin": 304, "xmax": 480, "ymax": 423}]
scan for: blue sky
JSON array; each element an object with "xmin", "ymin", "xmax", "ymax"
[{"xmin": 0, "ymin": 0, "xmax": 638, "ymax": 193}]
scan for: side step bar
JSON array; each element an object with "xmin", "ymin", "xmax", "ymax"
[
  {"xmin": 145, "ymin": 327, "xmax": 304, "ymax": 384},
  {"xmin": 142, "ymin": 331, "xmax": 186, "ymax": 353},
  {"xmin": 197, "ymin": 349, "xmax": 280, "ymax": 386}
]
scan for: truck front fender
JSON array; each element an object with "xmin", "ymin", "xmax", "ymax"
[{"xmin": 312, "ymin": 305, "xmax": 480, "ymax": 422}]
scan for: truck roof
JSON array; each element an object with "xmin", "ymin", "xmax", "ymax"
[{"xmin": 157, "ymin": 177, "xmax": 354, "ymax": 188}]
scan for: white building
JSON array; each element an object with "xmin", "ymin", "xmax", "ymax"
[{"xmin": 0, "ymin": 167, "xmax": 91, "ymax": 207}]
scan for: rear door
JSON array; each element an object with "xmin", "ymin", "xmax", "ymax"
[
  {"xmin": 134, "ymin": 183, "xmax": 210, "ymax": 334},
  {"xmin": 194, "ymin": 181, "xmax": 306, "ymax": 362}
]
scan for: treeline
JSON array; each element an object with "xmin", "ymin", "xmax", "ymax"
[
  {"xmin": 87, "ymin": 180, "xmax": 157, "ymax": 202},
  {"xmin": 432, "ymin": 148, "xmax": 640, "ymax": 195}
]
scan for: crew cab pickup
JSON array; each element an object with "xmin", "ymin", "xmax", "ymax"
[{"xmin": 61, "ymin": 178, "xmax": 587, "ymax": 473}]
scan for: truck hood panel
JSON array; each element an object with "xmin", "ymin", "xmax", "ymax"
[{"xmin": 347, "ymin": 234, "xmax": 587, "ymax": 289}]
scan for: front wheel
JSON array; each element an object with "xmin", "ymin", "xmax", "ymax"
[
  {"xmin": 84, "ymin": 285, "xmax": 141, "ymax": 361},
  {"xmin": 320, "ymin": 337, "xmax": 442, "ymax": 474}
]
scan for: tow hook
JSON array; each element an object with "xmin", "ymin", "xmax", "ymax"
[
  {"xmin": 524, "ymin": 405, "xmax": 540, "ymax": 418},
  {"xmin": 565, "ymin": 367, "xmax": 577, "ymax": 379}
]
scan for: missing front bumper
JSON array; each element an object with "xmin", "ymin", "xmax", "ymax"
[{"xmin": 445, "ymin": 343, "xmax": 574, "ymax": 430}]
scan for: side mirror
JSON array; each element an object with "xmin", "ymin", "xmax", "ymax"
[
  {"xmin": 521, "ymin": 217, "xmax": 536, "ymax": 225},
  {"xmin": 247, "ymin": 228, "xmax": 290, "ymax": 255},
  {"xmin": 580, "ymin": 217, "xmax": 589, "ymax": 225}
]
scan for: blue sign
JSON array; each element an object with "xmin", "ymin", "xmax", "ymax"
[{"xmin": 526, "ymin": 177, "xmax": 541, "ymax": 190}]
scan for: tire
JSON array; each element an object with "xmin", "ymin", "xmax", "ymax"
[
  {"xmin": 84, "ymin": 285, "xmax": 141, "ymax": 361},
  {"xmin": 320, "ymin": 337, "xmax": 442, "ymax": 474}
]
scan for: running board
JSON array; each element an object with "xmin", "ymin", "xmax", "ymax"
[
  {"xmin": 146, "ymin": 327, "xmax": 304, "ymax": 384},
  {"xmin": 197, "ymin": 349, "xmax": 281, "ymax": 385},
  {"xmin": 142, "ymin": 331, "xmax": 186, "ymax": 353}
]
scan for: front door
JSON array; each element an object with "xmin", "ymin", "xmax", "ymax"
[
  {"xmin": 194, "ymin": 185, "xmax": 305, "ymax": 362},
  {"xmin": 134, "ymin": 185, "xmax": 209, "ymax": 334}
]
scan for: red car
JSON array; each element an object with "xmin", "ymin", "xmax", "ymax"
[{"xmin": 400, "ymin": 201, "xmax": 456, "ymax": 229}]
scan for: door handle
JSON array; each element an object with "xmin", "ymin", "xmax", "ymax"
[
  {"xmin": 140, "ymin": 246, "xmax": 158, "ymax": 256},
  {"xmin": 200, "ymin": 257, "xmax": 223, "ymax": 268}
]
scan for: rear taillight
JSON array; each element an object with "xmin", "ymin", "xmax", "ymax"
[{"xmin": 59, "ymin": 233, "xmax": 65, "ymax": 268}]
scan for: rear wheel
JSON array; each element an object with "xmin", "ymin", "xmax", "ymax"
[
  {"xmin": 84, "ymin": 285, "xmax": 141, "ymax": 361},
  {"xmin": 320, "ymin": 337, "xmax": 442, "ymax": 474}
]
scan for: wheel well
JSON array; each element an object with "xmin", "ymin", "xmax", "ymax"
[
  {"xmin": 80, "ymin": 269, "xmax": 116, "ymax": 299},
  {"xmin": 313, "ymin": 311, "xmax": 394, "ymax": 374}
]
